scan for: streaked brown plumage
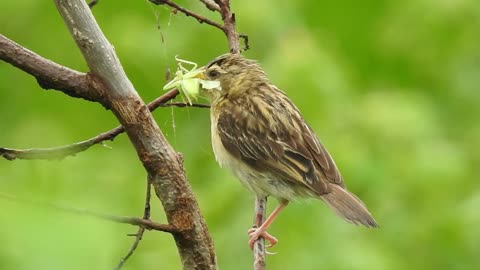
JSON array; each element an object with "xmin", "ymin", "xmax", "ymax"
[{"xmin": 197, "ymin": 53, "xmax": 378, "ymax": 248}]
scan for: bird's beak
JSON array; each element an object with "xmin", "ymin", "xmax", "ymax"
[{"xmin": 193, "ymin": 67, "xmax": 206, "ymax": 80}]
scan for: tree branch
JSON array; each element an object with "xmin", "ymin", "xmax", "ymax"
[
  {"xmin": 0, "ymin": 191, "xmax": 176, "ymax": 233},
  {"xmin": 53, "ymin": 1, "xmax": 216, "ymax": 269},
  {"xmin": 0, "ymin": 91, "xmax": 210, "ymax": 161},
  {"xmin": 199, "ymin": 0, "xmax": 221, "ymax": 12},
  {"xmin": 95, "ymin": 214, "xmax": 173, "ymax": 233},
  {"xmin": 0, "ymin": 137, "xmax": 113, "ymax": 161},
  {"xmin": 160, "ymin": 102, "xmax": 211, "ymax": 108},
  {"xmin": 149, "ymin": 0, "xmax": 224, "ymax": 31},
  {"xmin": 114, "ymin": 181, "xmax": 153, "ymax": 270},
  {"xmin": 0, "ymin": 34, "xmax": 101, "ymax": 102},
  {"xmin": 0, "ymin": 89, "xmax": 182, "ymax": 161},
  {"xmin": 253, "ymin": 196, "xmax": 267, "ymax": 270},
  {"xmin": 214, "ymin": 0, "xmax": 240, "ymax": 53},
  {"xmin": 149, "ymin": 0, "xmax": 246, "ymax": 53},
  {"xmin": 2, "ymin": 0, "xmax": 246, "ymax": 268}
]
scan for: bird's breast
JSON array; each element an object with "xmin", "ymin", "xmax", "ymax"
[
  {"xmin": 210, "ymin": 110, "xmax": 229, "ymax": 168},
  {"xmin": 210, "ymin": 108, "xmax": 307, "ymax": 200},
  {"xmin": 210, "ymin": 108, "xmax": 262, "ymax": 194}
]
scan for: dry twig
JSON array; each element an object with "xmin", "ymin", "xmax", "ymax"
[
  {"xmin": 150, "ymin": 0, "xmax": 223, "ymax": 30},
  {"xmin": 253, "ymin": 197, "xmax": 267, "ymax": 270},
  {"xmin": 239, "ymin": 33, "xmax": 250, "ymax": 52},
  {"xmin": 214, "ymin": 0, "xmax": 240, "ymax": 53},
  {"xmin": 114, "ymin": 181, "xmax": 153, "ymax": 270},
  {"xmin": 199, "ymin": 0, "xmax": 221, "ymax": 12},
  {"xmin": 88, "ymin": 0, "xmax": 99, "ymax": 8},
  {"xmin": 160, "ymin": 102, "xmax": 211, "ymax": 108},
  {"xmin": 149, "ymin": 0, "xmax": 245, "ymax": 53},
  {"xmin": 0, "ymin": 192, "xmax": 175, "ymax": 233}
]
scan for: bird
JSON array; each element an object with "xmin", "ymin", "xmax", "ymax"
[{"xmin": 195, "ymin": 53, "xmax": 378, "ymax": 249}]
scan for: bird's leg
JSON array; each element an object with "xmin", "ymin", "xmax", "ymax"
[{"xmin": 248, "ymin": 200, "xmax": 289, "ymax": 249}]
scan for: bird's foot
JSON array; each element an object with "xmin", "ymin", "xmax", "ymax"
[{"xmin": 247, "ymin": 227, "xmax": 278, "ymax": 250}]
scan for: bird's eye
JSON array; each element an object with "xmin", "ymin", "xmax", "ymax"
[{"xmin": 207, "ymin": 69, "xmax": 220, "ymax": 79}]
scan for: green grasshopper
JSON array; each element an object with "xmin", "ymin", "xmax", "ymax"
[{"xmin": 163, "ymin": 56, "xmax": 220, "ymax": 105}]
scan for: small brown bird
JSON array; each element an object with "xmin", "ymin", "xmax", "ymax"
[{"xmin": 196, "ymin": 53, "xmax": 378, "ymax": 249}]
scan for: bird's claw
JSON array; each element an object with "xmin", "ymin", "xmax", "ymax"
[{"xmin": 247, "ymin": 227, "xmax": 278, "ymax": 251}]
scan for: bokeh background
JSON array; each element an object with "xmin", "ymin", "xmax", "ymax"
[{"xmin": 1, "ymin": 0, "xmax": 479, "ymax": 269}]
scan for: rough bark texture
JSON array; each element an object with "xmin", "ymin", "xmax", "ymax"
[
  {"xmin": 53, "ymin": 0, "xmax": 216, "ymax": 269},
  {"xmin": 0, "ymin": 34, "xmax": 101, "ymax": 102}
]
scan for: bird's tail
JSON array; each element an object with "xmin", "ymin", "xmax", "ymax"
[{"xmin": 320, "ymin": 185, "xmax": 378, "ymax": 228}]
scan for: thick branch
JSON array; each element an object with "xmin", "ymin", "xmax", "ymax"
[
  {"xmin": 54, "ymin": 1, "xmax": 216, "ymax": 269},
  {"xmin": 0, "ymin": 34, "xmax": 101, "ymax": 102}
]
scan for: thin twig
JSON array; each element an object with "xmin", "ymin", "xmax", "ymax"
[
  {"xmin": 0, "ymin": 128, "xmax": 123, "ymax": 160},
  {"xmin": 88, "ymin": 0, "xmax": 99, "ymax": 8},
  {"xmin": 214, "ymin": 0, "xmax": 240, "ymax": 53},
  {"xmin": 144, "ymin": 179, "xmax": 152, "ymax": 220},
  {"xmin": 114, "ymin": 181, "xmax": 153, "ymax": 270},
  {"xmin": 239, "ymin": 34, "xmax": 250, "ymax": 52},
  {"xmin": 0, "ymin": 191, "xmax": 176, "ymax": 233},
  {"xmin": 199, "ymin": 0, "xmax": 221, "ymax": 12},
  {"xmin": 253, "ymin": 196, "xmax": 267, "ymax": 270},
  {"xmin": 151, "ymin": 0, "xmax": 247, "ymax": 53},
  {"xmin": 0, "ymin": 89, "xmax": 181, "ymax": 161},
  {"xmin": 149, "ymin": 0, "xmax": 224, "ymax": 31},
  {"xmin": 160, "ymin": 102, "xmax": 211, "ymax": 108}
]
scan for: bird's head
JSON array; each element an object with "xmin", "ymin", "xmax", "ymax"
[{"xmin": 196, "ymin": 53, "xmax": 268, "ymax": 100}]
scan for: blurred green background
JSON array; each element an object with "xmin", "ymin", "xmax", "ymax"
[{"xmin": 1, "ymin": 0, "xmax": 479, "ymax": 269}]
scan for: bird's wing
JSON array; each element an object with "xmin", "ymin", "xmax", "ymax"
[{"xmin": 216, "ymin": 92, "xmax": 344, "ymax": 195}]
